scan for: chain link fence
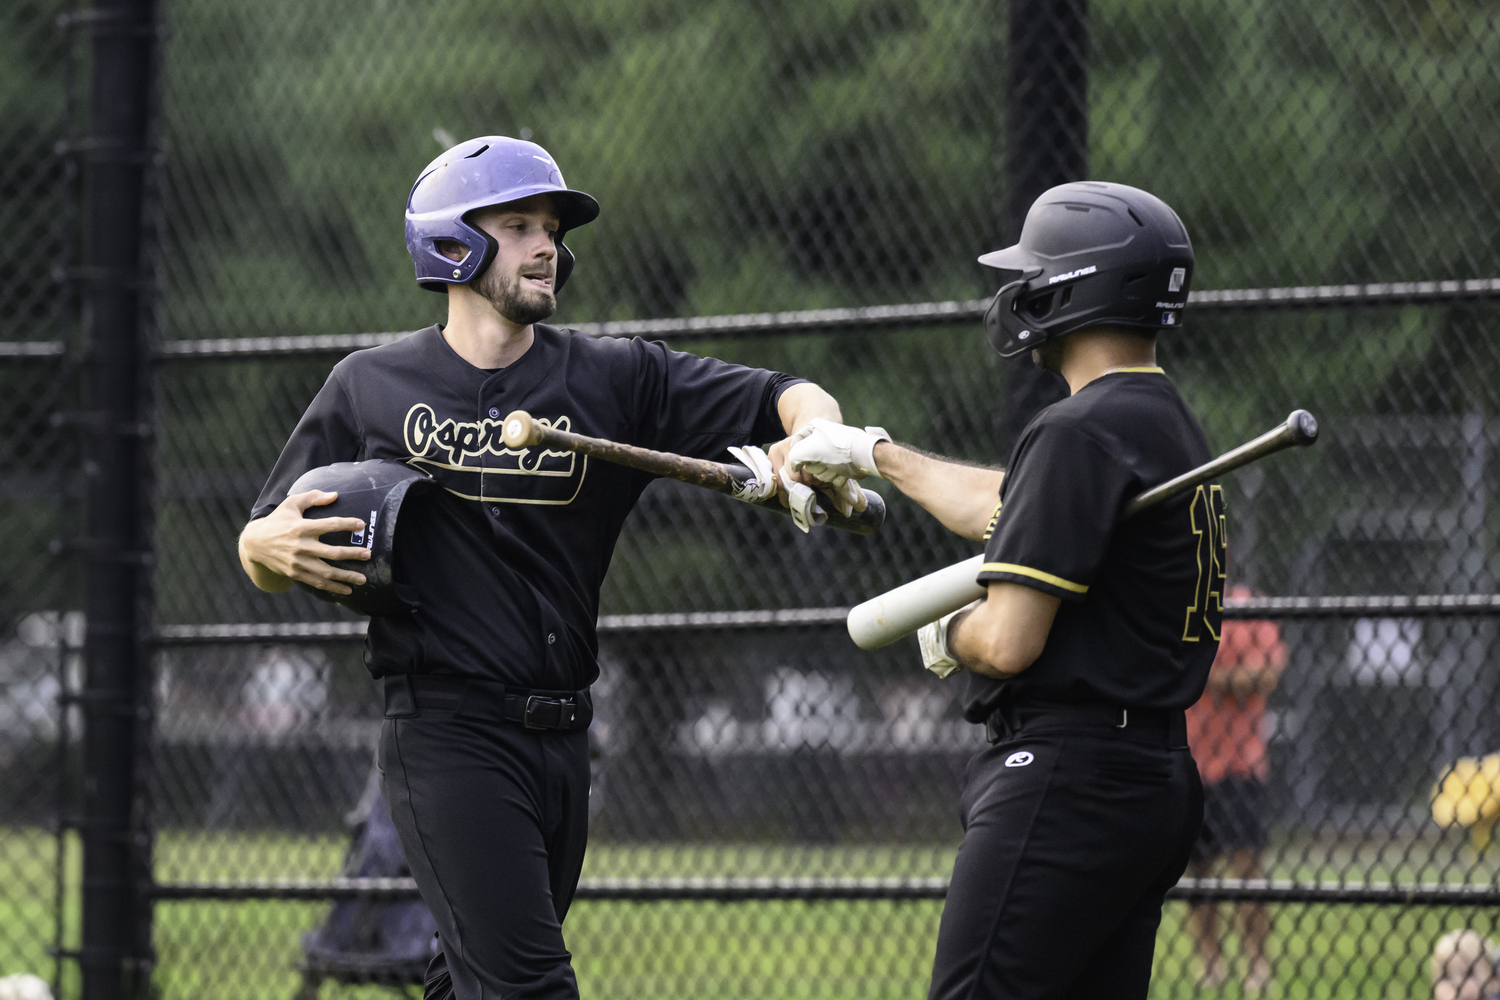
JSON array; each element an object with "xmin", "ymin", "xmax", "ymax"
[
  {"xmin": 6, "ymin": 0, "xmax": 1500, "ymax": 997},
  {"xmin": 1, "ymin": 0, "xmax": 82, "ymax": 997}
]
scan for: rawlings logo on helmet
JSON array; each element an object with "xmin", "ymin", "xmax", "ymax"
[{"xmin": 1047, "ymin": 265, "xmax": 1097, "ymax": 285}]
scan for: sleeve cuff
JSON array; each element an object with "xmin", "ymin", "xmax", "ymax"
[
  {"xmin": 975, "ymin": 561, "xmax": 1090, "ymax": 602},
  {"xmin": 756, "ymin": 373, "xmax": 809, "ymax": 442},
  {"xmin": 766, "ymin": 373, "xmax": 810, "ymax": 408}
]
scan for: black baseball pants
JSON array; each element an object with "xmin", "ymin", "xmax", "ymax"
[
  {"xmin": 928, "ymin": 709, "xmax": 1203, "ymax": 1000},
  {"xmin": 379, "ymin": 680, "xmax": 591, "ymax": 1000}
]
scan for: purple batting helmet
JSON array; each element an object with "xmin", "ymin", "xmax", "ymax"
[{"xmin": 404, "ymin": 135, "xmax": 600, "ymax": 294}]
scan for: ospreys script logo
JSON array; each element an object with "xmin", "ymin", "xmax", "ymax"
[{"xmin": 403, "ymin": 403, "xmax": 587, "ymax": 505}]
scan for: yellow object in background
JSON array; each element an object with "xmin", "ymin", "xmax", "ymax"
[{"xmin": 1430, "ymin": 754, "xmax": 1500, "ymax": 853}]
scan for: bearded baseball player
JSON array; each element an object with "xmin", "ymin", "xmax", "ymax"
[
  {"xmin": 237, "ymin": 135, "xmax": 848, "ymax": 1000},
  {"xmin": 789, "ymin": 181, "xmax": 1224, "ymax": 998}
]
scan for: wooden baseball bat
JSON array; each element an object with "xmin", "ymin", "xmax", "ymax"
[
  {"xmin": 500, "ymin": 410, "xmax": 887, "ymax": 535},
  {"xmin": 845, "ymin": 409, "xmax": 1319, "ymax": 649}
]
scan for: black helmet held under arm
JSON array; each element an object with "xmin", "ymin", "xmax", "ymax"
[
  {"xmin": 286, "ymin": 459, "xmax": 438, "ymax": 616},
  {"xmin": 979, "ymin": 181, "xmax": 1194, "ymax": 358}
]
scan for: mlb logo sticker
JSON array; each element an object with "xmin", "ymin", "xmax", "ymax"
[
  {"xmin": 1162, "ymin": 311, "xmax": 1178, "ymax": 326},
  {"xmin": 350, "ymin": 509, "xmax": 377, "ymax": 548},
  {"xmin": 1168, "ymin": 267, "xmax": 1186, "ymax": 292}
]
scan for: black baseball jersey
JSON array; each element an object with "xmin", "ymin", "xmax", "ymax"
[
  {"xmin": 253, "ymin": 323, "xmax": 802, "ymax": 690},
  {"xmin": 965, "ymin": 367, "xmax": 1224, "ymax": 720}
]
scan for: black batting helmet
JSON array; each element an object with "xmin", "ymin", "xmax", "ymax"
[
  {"xmin": 979, "ymin": 181, "xmax": 1194, "ymax": 358},
  {"xmin": 287, "ymin": 459, "xmax": 438, "ymax": 616}
]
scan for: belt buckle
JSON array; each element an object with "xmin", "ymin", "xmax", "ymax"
[{"xmin": 524, "ymin": 695, "xmax": 575, "ymax": 730}]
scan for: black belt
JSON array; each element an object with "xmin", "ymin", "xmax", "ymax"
[
  {"xmin": 381, "ymin": 674, "xmax": 591, "ymax": 732},
  {"xmin": 984, "ymin": 701, "xmax": 1187, "ymax": 748}
]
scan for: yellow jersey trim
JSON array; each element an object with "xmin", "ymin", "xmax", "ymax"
[
  {"xmin": 979, "ymin": 562, "xmax": 1089, "ymax": 594},
  {"xmin": 1107, "ymin": 366, "xmax": 1165, "ymax": 374}
]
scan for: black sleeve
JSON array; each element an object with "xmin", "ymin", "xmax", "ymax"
[
  {"xmin": 976, "ymin": 420, "xmax": 1134, "ymax": 602},
  {"xmin": 249, "ymin": 369, "xmax": 363, "ymax": 520},
  {"xmin": 631, "ymin": 338, "xmax": 808, "ymax": 460}
]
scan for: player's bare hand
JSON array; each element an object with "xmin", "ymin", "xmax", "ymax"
[{"xmin": 238, "ymin": 490, "xmax": 371, "ymax": 595}]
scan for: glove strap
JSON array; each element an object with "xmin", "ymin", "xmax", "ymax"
[{"xmin": 853, "ymin": 426, "xmax": 893, "ymax": 478}]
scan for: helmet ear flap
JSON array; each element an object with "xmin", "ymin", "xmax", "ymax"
[
  {"xmin": 1022, "ymin": 290, "xmax": 1056, "ymax": 320},
  {"xmin": 455, "ymin": 214, "xmax": 499, "ymax": 287},
  {"xmin": 555, "ymin": 237, "xmax": 577, "ymax": 293},
  {"xmin": 984, "ymin": 280, "xmax": 1041, "ymax": 358},
  {"xmin": 418, "ymin": 220, "xmax": 499, "ymax": 294}
]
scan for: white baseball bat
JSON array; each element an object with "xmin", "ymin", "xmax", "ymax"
[{"xmin": 846, "ymin": 410, "xmax": 1319, "ymax": 650}]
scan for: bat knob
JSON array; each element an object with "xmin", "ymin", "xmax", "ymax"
[
  {"xmin": 1288, "ymin": 409, "xmax": 1319, "ymax": 446},
  {"xmin": 501, "ymin": 410, "xmax": 537, "ymax": 449}
]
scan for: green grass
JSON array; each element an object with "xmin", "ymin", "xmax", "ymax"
[
  {"xmin": 0, "ymin": 828, "xmax": 67, "ymax": 991},
  {"xmin": 4, "ymin": 828, "xmax": 1498, "ymax": 998}
]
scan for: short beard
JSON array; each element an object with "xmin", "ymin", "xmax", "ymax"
[{"xmin": 473, "ymin": 265, "xmax": 556, "ymax": 326}]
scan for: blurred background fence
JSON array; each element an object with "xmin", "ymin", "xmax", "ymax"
[{"xmin": 5, "ymin": 0, "xmax": 1500, "ymax": 997}]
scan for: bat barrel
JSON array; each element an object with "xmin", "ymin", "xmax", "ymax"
[
  {"xmin": 503, "ymin": 409, "xmax": 740, "ymax": 492},
  {"xmin": 1121, "ymin": 408, "xmax": 1319, "ymax": 520},
  {"xmin": 501, "ymin": 409, "xmax": 887, "ymax": 536},
  {"xmin": 1288, "ymin": 408, "xmax": 1319, "ymax": 445},
  {"xmin": 846, "ymin": 554, "xmax": 985, "ymax": 650}
]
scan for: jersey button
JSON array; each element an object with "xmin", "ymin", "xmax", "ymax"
[
  {"xmin": 490, "ymin": 506, "xmax": 501, "ymax": 517},
  {"xmin": 547, "ymin": 633, "xmax": 556, "ymax": 644},
  {"xmin": 488, "ymin": 407, "xmax": 500, "ymax": 419}
]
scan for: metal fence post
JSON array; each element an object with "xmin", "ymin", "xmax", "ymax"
[
  {"xmin": 75, "ymin": 0, "xmax": 159, "ymax": 996},
  {"xmin": 1001, "ymin": 0, "xmax": 1088, "ymax": 451}
]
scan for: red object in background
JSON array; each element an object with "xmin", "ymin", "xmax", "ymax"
[{"xmin": 1186, "ymin": 584, "xmax": 1289, "ymax": 783}]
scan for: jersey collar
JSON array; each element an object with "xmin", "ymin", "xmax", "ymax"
[
  {"xmin": 416, "ymin": 323, "xmax": 561, "ymax": 412},
  {"xmin": 1101, "ymin": 365, "xmax": 1166, "ymax": 376}
]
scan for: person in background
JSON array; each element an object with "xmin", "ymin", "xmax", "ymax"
[
  {"xmin": 1430, "ymin": 929, "xmax": 1500, "ymax": 1000},
  {"xmin": 1185, "ymin": 582, "xmax": 1287, "ymax": 994}
]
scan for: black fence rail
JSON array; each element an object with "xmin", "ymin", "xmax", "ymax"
[
  {"xmin": 9, "ymin": 275, "xmax": 1500, "ymax": 361},
  {"xmin": 147, "ymin": 876, "xmax": 1500, "ymax": 907}
]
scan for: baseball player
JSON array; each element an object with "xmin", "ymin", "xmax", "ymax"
[
  {"xmin": 237, "ymin": 135, "xmax": 848, "ymax": 1000},
  {"xmin": 788, "ymin": 182, "xmax": 1223, "ymax": 998}
]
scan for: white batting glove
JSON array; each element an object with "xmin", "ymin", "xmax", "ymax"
[
  {"xmin": 821, "ymin": 477, "xmax": 867, "ymax": 518},
  {"xmin": 726, "ymin": 445, "xmax": 777, "ymax": 501},
  {"xmin": 786, "ymin": 419, "xmax": 892, "ymax": 483},
  {"xmin": 779, "ymin": 468, "xmax": 827, "ymax": 534},
  {"xmin": 917, "ymin": 600, "xmax": 981, "ymax": 679}
]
